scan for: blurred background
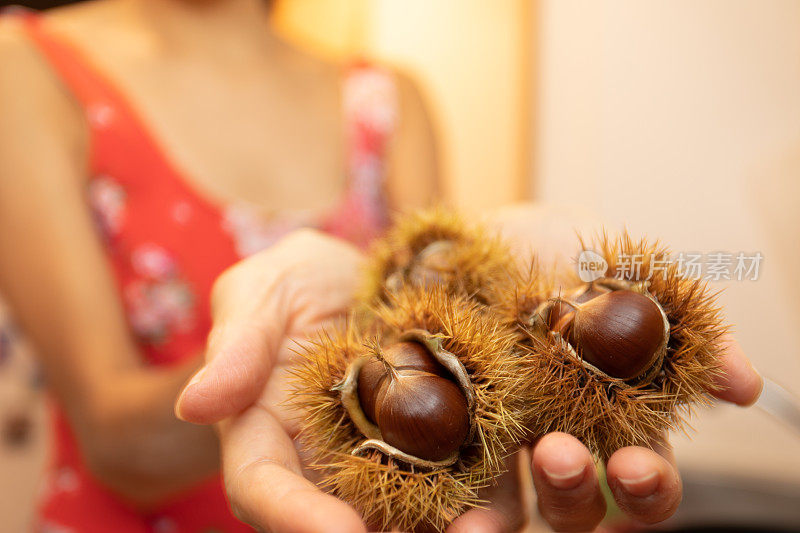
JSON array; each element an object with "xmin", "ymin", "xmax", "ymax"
[{"xmin": 1, "ymin": 0, "xmax": 799, "ymax": 531}]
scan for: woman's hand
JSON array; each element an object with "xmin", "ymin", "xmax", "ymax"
[
  {"xmin": 176, "ymin": 216, "xmax": 763, "ymax": 532},
  {"xmin": 466, "ymin": 204, "xmax": 764, "ymax": 532},
  {"xmin": 176, "ymin": 229, "xmax": 370, "ymax": 532},
  {"xmin": 445, "ymin": 332, "xmax": 761, "ymax": 532}
]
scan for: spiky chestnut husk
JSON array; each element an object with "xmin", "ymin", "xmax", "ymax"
[
  {"xmin": 508, "ymin": 232, "xmax": 727, "ymax": 461},
  {"xmin": 291, "ymin": 286, "xmax": 535, "ymax": 532},
  {"xmin": 361, "ymin": 208, "xmax": 515, "ymax": 305},
  {"xmin": 492, "ymin": 258, "xmax": 559, "ymax": 342}
]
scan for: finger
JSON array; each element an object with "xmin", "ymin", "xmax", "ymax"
[
  {"xmin": 605, "ymin": 442, "xmax": 682, "ymax": 525},
  {"xmin": 710, "ymin": 334, "xmax": 762, "ymax": 406},
  {"xmin": 531, "ymin": 432, "xmax": 606, "ymax": 532},
  {"xmin": 175, "ymin": 244, "xmax": 292, "ymax": 424},
  {"xmin": 446, "ymin": 451, "xmax": 527, "ymax": 533},
  {"xmin": 176, "ymin": 316, "xmax": 282, "ymax": 424},
  {"xmin": 221, "ymin": 406, "xmax": 366, "ymax": 533}
]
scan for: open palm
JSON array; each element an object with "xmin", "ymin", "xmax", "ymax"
[{"xmin": 176, "ymin": 208, "xmax": 762, "ymax": 532}]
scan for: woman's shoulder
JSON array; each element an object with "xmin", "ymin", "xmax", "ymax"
[
  {"xmin": 0, "ymin": 13, "xmax": 87, "ymax": 182},
  {"xmin": 0, "ymin": 17, "xmax": 71, "ymax": 127},
  {"xmin": 0, "ymin": 14, "xmax": 41, "ymax": 71},
  {"xmin": 0, "ymin": 0, "xmax": 112, "ymax": 42}
]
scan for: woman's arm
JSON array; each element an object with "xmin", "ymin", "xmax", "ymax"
[{"xmin": 0, "ymin": 21, "xmax": 218, "ymax": 508}]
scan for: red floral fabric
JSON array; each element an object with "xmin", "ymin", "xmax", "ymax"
[{"xmin": 7, "ymin": 10, "xmax": 396, "ymax": 532}]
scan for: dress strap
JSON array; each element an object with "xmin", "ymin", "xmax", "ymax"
[{"xmin": 339, "ymin": 63, "xmax": 398, "ymax": 239}]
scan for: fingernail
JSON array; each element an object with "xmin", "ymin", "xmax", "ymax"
[
  {"xmin": 175, "ymin": 366, "xmax": 207, "ymax": 421},
  {"xmin": 746, "ymin": 369, "xmax": 764, "ymax": 407},
  {"xmin": 542, "ymin": 463, "xmax": 586, "ymax": 490},
  {"xmin": 617, "ymin": 471, "xmax": 659, "ymax": 497},
  {"xmin": 186, "ymin": 365, "xmax": 208, "ymax": 389}
]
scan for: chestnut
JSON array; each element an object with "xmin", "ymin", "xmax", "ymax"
[
  {"xmin": 554, "ymin": 289, "xmax": 669, "ymax": 381},
  {"xmin": 533, "ymin": 282, "xmax": 610, "ymax": 336},
  {"xmin": 407, "ymin": 240, "xmax": 457, "ymax": 287},
  {"xmin": 385, "ymin": 240, "xmax": 457, "ymax": 293},
  {"xmin": 357, "ymin": 342, "xmax": 470, "ymax": 462}
]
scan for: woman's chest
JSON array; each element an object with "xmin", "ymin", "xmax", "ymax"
[
  {"xmin": 74, "ymin": 38, "xmax": 348, "ymax": 213},
  {"xmin": 129, "ymin": 72, "xmax": 347, "ymax": 213}
]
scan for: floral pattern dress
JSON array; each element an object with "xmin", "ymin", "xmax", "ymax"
[{"xmin": 0, "ymin": 10, "xmax": 397, "ymax": 533}]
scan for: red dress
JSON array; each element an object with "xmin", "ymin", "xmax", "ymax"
[{"xmin": 12, "ymin": 10, "xmax": 396, "ymax": 533}]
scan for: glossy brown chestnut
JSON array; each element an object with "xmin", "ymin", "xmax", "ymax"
[
  {"xmin": 358, "ymin": 342, "xmax": 447, "ymax": 422},
  {"xmin": 543, "ymin": 283, "xmax": 609, "ymax": 331},
  {"xmin": 556, "ymin": 290, "xmax": 667, "ymax": 380},
  {"xmin": 357, "ymin": 342, "xmax": 470, "ymax": 462}
]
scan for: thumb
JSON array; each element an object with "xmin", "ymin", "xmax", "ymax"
[
  {"xmin": 175, "ymin": 317, "xmax": 284, "ymax": 424},
  {"xmin": 174, "ymin": 229, "xmax": 364, "ymax": 425},
  {"xmin": 175, "ymin": 250, "xmax": 292, "ymax": 424}
]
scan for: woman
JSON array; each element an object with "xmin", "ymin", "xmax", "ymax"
[{"xmin": 0, "ymin": 0, "xmax": 435, "ymax": 530}]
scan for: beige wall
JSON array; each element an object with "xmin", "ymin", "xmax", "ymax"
[
  {"xmin": 275, "ymin": 0, "xmax": 531, "ymax": 211},
  {"xmin": 534, "ymin": 0, "xmax": 800, "ymax": 482},
  {"xmin": 366, "ymin": 0, "xmax": 530, "ymax": 210},
  {"xmin": 273, "ymin": 0, "xmax": 369, "ymax": 57}
]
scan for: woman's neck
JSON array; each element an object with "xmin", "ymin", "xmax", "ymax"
[{"xmin": 121, "ymin": 0, "xmax": 280, "ymax": 59}]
